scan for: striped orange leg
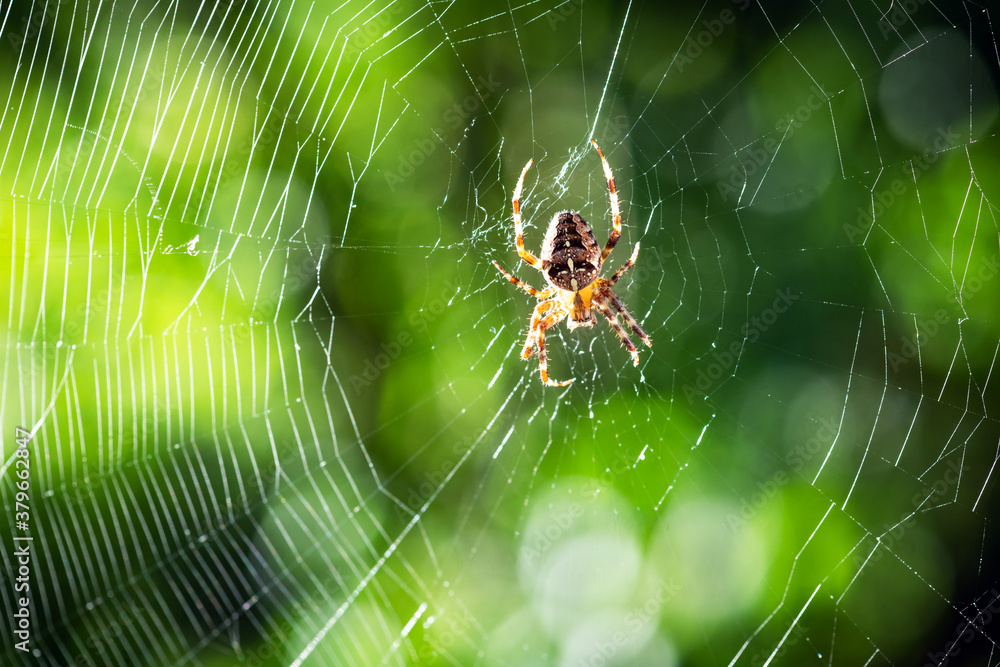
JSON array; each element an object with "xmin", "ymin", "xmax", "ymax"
[
  {"xmin": 512, "ymin": 158, "xmax": 544, "ymax": 270},
  {"xmin": 605, "ymin": 242, "xmax": 640, "ymax": 287},
  {"xmin": 492, "ymin": 260, "xmax": 554, "ymax": 299},
  {"xmin": 590, "ymin": 139, "xmax": 621, "ymax": 262},
  {"xmin": 595, "ymin": 299, "xmax": 640, "ymax": 366},
  {"xmin": 534, "ymin": 308, "xmax": 572, "ymax": 386},
  {"xmin": 522, "ymin": 300, "xmax": 557, "ymax": 359},
  {"xmin": 606, "ymin": 290, "xmax": 651, "ymax": 350}
]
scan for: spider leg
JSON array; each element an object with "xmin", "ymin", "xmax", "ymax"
[
  {"xmin": 608, "ymin": 292, "xmax": 652, "ymax": 349},
  {"xmin": 493, "ymin": 260, "xmax": 554, "ymax": 299},
  {"xmin": 521, "ymin": 300, "xmax": 557, "ymax": 359},
  {"xmin": 535, "ymin": 309, "xmax": 572, "ymax": 386},
  {"xmin": 605, "ymin": 242, "xmax": 641, "ymax": 287},
  {"xmin": 519, "ymin": 300, "xmax": 572, "ymax": 385},
  {"xmin": 593, "ymin": 294, "xmax": 641, "ymax": 366},
  {"xmin": 512, "ymin": 158, "xmax": 544, "ymax": 270},
  {"xmin": 590, "ymin": 139, "xmax": 621, "ymax": 263}
]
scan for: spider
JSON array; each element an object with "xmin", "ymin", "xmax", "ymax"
[{"xmin": 492, "ymin": 139, "xmax": 652, "ymax": 387}]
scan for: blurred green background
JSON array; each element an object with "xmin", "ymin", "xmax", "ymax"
[{"xmin": 1, "ymin": 0, "xmax": 999, "ymax": 665}]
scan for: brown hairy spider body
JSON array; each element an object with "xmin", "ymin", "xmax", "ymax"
[{"xmin": 493, "ymin": 140, "xmax": 652, "ymax": 386}]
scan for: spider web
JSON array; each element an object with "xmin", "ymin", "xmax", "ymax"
[{"xmin": 1, "ymin": 0, "xmax": 999, "ymax": 665}]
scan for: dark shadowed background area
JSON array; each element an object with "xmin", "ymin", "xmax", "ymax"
[{"xmin": 1, "ymin": 0, "xmax": 999, "ymax": 665}]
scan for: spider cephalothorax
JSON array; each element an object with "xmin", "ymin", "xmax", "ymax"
[{"xmin": 493, "ymin": 139, "xmax": 652, "ymax": 386}]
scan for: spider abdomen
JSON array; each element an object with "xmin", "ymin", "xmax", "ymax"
[{"xmin": 541, "ymin": 211, "xmax": 601, "ymax": 291}]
